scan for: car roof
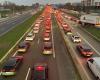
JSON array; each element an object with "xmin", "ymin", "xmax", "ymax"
[
  {"xmin": 82, "ymin": 44, "xmax": 91, "ymax": 49},
  {"xmin": 19, "ymin": 42, "xmax": 26, "ymax": 46},
  {"xmin": 93, "ymin": 57, "xmax": 100, "ymax": 67},
  {"xmin": 44, "ymin": 42, "xmax": 52, "ymax": 47},
  {"xmin": 4, "ymin": 58, "xmax": 17, "ymax": 67}
]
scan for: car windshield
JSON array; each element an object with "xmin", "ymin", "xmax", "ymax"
[
  {"xmin": 19, "ymin": 45, "xmax": 26, "ymax": 48},
  {"xmin": 75, "ymin": 36, "xmax": 80, "ymax": 39},
  {"xmin": 84, "ymin": 49, "xmax": 91, "ymax": 52},
  {"xmin": 27, "ymin": 35, "xmax": 32, "ymax": 37}
]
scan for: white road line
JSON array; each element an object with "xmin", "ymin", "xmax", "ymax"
[
  {"xmin": 38, "ymin": 38, "xmax": 40, "ymax": 44},
  {"xmin": 12, "ymin": 51, "xmax": 18, "ymax": 57},
  {"xmin": 25, "ymin": 67, "xmax": 31, "ymax": 80},
  {"xmin": 51, "ymin": 21, "xmax": 56, "ymax": 59},
  {"xmin": 77, "ymin": 32, "xmax": 100, "ymax": 55}
]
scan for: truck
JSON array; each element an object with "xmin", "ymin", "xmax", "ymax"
[{"xmin": 80, "ymin": 14, "xmax": 100, "ymax": 27}]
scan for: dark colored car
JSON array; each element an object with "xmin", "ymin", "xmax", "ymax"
[
  {"xmin": 1, "ymin": 56, "xmax": 23, "ymax": 76},
  {"xmin": 77, "ymin": 44, "xmax": 94, "ymax": 57},
  {"xmin": 43, "ymin": 42, "xmax": 52, "ymax": 54},
  {"xmin": 31, "ymin": 63, "xmax": 48, "ymax": 80},
  {"xmin": 18, "ymin": 41, "xmax": 30, "ymax": 53}
]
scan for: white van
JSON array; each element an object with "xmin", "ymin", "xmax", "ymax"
[{"xmin": 87, "ymin": 57, "xmax": 100, "ymax": 80}]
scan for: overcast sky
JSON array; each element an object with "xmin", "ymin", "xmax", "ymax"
[{"xmin": 0, "ymin": 0, "xmax": 81, "ymax": 5}]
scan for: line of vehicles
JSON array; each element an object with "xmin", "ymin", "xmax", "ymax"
[
  {"xmin": 0, "ymin": 5, "xmax": 54, "ymax": 80},
  {"xmin": 62, "ymin": 11, "xmax": 100, "ymax": 28},
  {"xmin": 0, "ymin": 17, "xmax": 42, "ymax": 77},
  {"xmin": 55, "ymin": 10, "xmax": 100, "ymax": 80}
]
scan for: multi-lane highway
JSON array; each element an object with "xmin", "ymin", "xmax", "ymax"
[
  {"xmin": 0, "ymin": 5, "xmax": 100, "ymax": 80},
  {"xmin": 0, "ymin": 8, "xmax": 81, "ymax": 80},
  {"xmin": 0, "ymin": 11, "xmax": 33, "ymax": 36}
]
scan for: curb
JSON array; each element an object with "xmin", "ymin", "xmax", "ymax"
[{"xmin": 55, "ymin": 15, "xmax": 91, "ymax": 80}]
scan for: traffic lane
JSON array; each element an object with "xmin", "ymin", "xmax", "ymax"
[
  {"xmin": 60, "ymin": 22, "xmax": 96, "ymax": 79},
  {"xmin": 42, "ymin": 22, "xmax": 60, "ymax": 80},
  {"xmin": 52, "ymin": 16, "xmax": 81, "ymax": 80},
  {"xmin": 0, "ymin": 22, "xmax": 43, "ymax": 80},
  {"xmin": 14, "ymin": 22, "xmax": 45, "ymax": 80},
  {"xmin": 0, "ymin": 11, "xmax": 32, "ymax": 25},
  {"xmin": 14, "ymin": 22, "xmax": 58, "ymax": 80},
  {"xmin": 64, "ymin": 18, "xmax": 100, "ymax": 55},
  {"xmin": 0, "ymin": 13, "xmax": 32, "ymax": 36},
  {"xmin": 69, "ymin": 39, "xmax": 96, "ymax": 80}
]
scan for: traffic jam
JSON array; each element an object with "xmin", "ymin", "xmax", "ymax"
[
  {"xmin": 55, "ymin": 10, "xmax": 100, "ymax": 80},
  {"xmin": 0, "ymin": 5, "xmax": 100, "ymax": 80},
  {"xmin": 0, "ymin": 5, "xmax": 53, "ymax": 80}
]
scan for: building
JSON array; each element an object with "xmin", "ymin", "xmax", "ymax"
[{"xmin": 81, "ymin": 0, "xmax": 100, "ymax": 6}]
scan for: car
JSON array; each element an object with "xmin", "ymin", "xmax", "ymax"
[
  {"xmin": 43, "ymin": 33, "xmax": 50, "ymax": 41},
  {"xmin": 17, "ymin": 41, "xmax": 30, "ymax": 53},
  {"xmin": 1, "ymin": 56, "xmax": 23, "ymax": 76},
  {"xmin": 25, "ymin": 33, "xmax": 35, "ymax": 41},
  {"xmin": 33, "ymin": 29, "xmax": 39, "ymax": 34},
  {"xmin": 30, "ymin": 63, "xmax": 48, "ymax": 80},
  {"xmin": 64, "ymin": 28, "xmax": 72, "ymax": 35},
  {"xmin": 87, "ymin": 57, "xmax": 100, "ymax": 79},
  {"xmin": 45, "ymin": 29, "xmax": 51, "ymax": 33},
  {"xmin": 34, "ymin": 23, "xmax": 40, "ymax": 27},
  {"xmin": 71, "ymin": 35, "xmax": 81, "ymax": 43},
  {"xmin": 62, "ymin": 23, "xmax": 68, "ymax": 28},
  {"xmin": 43, "ymin": 42, "xmax": 52, "ymax": 54},
  {"xmin": 77, "ymin": 44, "xmax": 94, "ymax": 57}
]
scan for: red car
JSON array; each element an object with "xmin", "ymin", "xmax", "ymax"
[
  {"xmin": 43, "ymin": 32, "xmax": 51, "ymax": 41},
  {"xmin": 77, "ymin": 44, "xmax": 94, "ymax": 57},
  {"xmin": 30, "ymin": 63, "xmax": 48, "ymax": 80}
]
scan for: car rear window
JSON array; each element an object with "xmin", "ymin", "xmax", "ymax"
[{"xmin": 83, "ymin": 49, "xmax": 91, "ymax": 52}]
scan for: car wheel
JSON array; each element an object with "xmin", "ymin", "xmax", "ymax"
[{"xmin": 96, "ymin": 76, "xmax": 100, "ymax": 80}]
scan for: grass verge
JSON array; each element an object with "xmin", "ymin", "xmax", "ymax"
[
  {"xmin": 0, "ymin": 10, "xmax": 42, "ymax": 60},
  {"xmin": 83, "ymin": 26, "xmax": 100, "ymax": 40},
  {"xmin": 65, "ymin": 11, "xmax": 100, "ymax": 40}
]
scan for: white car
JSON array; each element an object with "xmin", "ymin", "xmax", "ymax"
[
  {"xmin": 35, "ymin": 23, "xmax": 40, "ymax": 27},
  {"xmin": 33, "ymin": 29, "xmax": 39, "ymax": 34},
  {"xmin": 25, "ymin": 33, "xmax": 35, "ymax": 41},
  {"xmin": 87, "ymin": 57, "xmax": 100, "ymax": 80},
  {"xmin": 71, "ymin": 35, "xmax": 81, "ymax": 42}
]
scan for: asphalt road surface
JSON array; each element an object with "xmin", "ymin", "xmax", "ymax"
[{"xmin": 0, "ymin": 12, "xmax": 33, "ymax": 37}]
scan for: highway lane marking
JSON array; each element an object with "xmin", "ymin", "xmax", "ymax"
[
  {"xmin": 12, "ymin": 51, "xmax": 18, "ymax": 57},
  {"xmin": 38, "ymin": 38, "xmax": 40, "ymax": 44},
  {"xmin": 25, "ymin": 67, "xmax": 31, "ymax": 80},
  {"xmin": 51, "ymin": 22, "xmax": 55, "ymax": 59},
  {"xmin": 77, "ymin": 32, "xmax": 100, "ymax": 55}
]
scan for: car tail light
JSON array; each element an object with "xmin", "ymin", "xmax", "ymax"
[
  {"xmin": 82, "ymin": 52, "xmax": 86, "ymax": 55},
  {"xmin": 88, "ymin": 52, "xmax": 93, "ymax": 55},
  {"xmin": 10, "ymin": 69, "xmax": 15, "ymax": 72},
  {"xmin": 36, "ymin": 66, "xmax": 44, "ymax": 71},
  {"xmin": 2, "ymin": 69, "xmax": 5, "ymax": 72}
]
